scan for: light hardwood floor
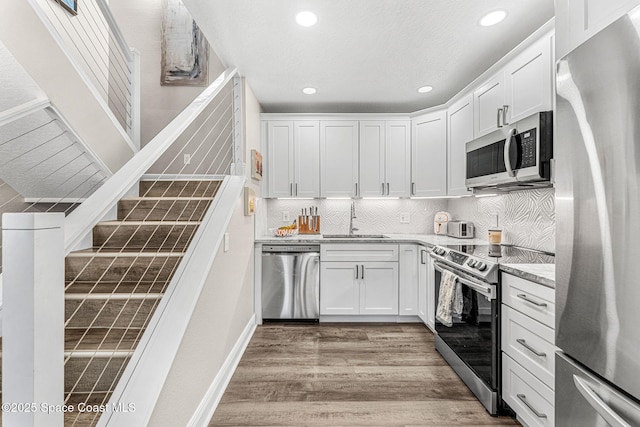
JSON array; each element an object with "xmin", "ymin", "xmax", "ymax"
[{"xmin": 210, "ymin": 323, "xmax": 519, "ymax": 426}]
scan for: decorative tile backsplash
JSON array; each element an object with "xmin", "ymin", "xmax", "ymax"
[
  {"xmin": 262, "ymin": 188, "xmax": 555, "ymax": 253},
  {"xmin": 447, "ymin": 188, "xmax": 555, "ymax": 253}
]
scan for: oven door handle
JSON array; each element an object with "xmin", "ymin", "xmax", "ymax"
[{"xmin": 434, "ymin": 262, "xmax": 494, "ymax": 299}]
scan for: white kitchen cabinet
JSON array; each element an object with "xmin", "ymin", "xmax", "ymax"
[
  {"xmin": 359, "ymin": 121, "xmax": 410, "ymax": 197},
  {"xmin": 411, "ymin": 111, "xmax": 447, "ymax": 197},
  {"xmin": 417, "ymin": 246, "xmax": 429, "ymax": 324},
  {"xmin": 399, "ymin": 244, "xmax": 419, "ymax": 316},
  {"xmin": 265, "ymin": 120, "xmax": 319, "ymax": 198},
  {"xmin": 320, "ymin": 244, "xmax": 398, "ymax": 316},
  {"xmin": 426, "ymin": 252, "xmax": 436, "ymax": 331},
  {"xmin": 320, "ymin": 121, "xmax": 359, "ymax": 197},
  {"xmin": 266, "ymin": 121, "xmax": 294, "ymax": 198},
  {"xmin": 360, "ymin": 262, "xmax": 399, "ymax": 315},
  {"xmin": 501, "ymin": 272, "xmax": 556, "ymax": 424},
  {"xmin": 320, "ymin": 262, "xmax": 360, "ymax": 315},
  {"xmin": 504, "ymin": 33, "xmax": 553, "ymax": 125},
  {"xmin": 473, "ymin": 73, "xmax": 505, "ymax": 138},
  {"xmin": 556, "ymin": 0, "xmax": 640, "ymax": 59},
  {"xmin": 320, "ymin": 261, "xmax": 398, "ymax": 316},
  {"xmin": 447, "ymin": 95, "xmax": 473, "ymax": 196},
  {"xmin": 293, "ymin": 121, "xmax": 320, "ymax": 197}
]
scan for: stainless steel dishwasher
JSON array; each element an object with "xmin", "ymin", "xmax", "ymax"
[{"xmin": 261, "ymin": 244, "xmax": 320, "ymax": 320}]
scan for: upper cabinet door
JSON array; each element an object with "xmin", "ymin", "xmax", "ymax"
[
  {"xmin": 320, "ymin": 121, "xmax": 359, "ymax": 197},
  {"xmin": 473, "ymin": 72, "xmax": 505, "ymax": 138},
  {"xmin": 266, "ymin": 121, "xmax": 294, "ymax": 198},
  {"xmin": 411, "ymin": 111, "xmax": 447, "ymax": 197},
  {"xmin": 294, "ymin": 121, "xmax": 320, "ymax": 198},
  {"xmin": 359, "ymin": 121, "xmax": 385, "ymax": 197},
  {"xmin": 447, "ymin": 95, "xmax": 474, "ymax": 196},
  {"xmin": 504, "ymin": 33, "xmax": 553, "ymax": 124},
  {"xmin": 556, "ymin": 0, "xmax": 640, "ymax": 59},
  {"xmin": 385, "ymin": 121, "xmax": 411, "ymax": 197}
]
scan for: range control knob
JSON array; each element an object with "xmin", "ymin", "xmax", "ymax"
[
  {"xmin": 434, "ymin": 248, "xmax": 445, "ymax": 256},
  {"xmin": 476, "ymin": 262, "xmax": 487, "ymax": 271}
]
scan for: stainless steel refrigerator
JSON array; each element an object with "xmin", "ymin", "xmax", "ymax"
[{"xmin": 556, "ymin": 6, "xmax": 640, "ymax": 426}]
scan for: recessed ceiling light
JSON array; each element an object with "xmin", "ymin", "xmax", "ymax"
[
  {"xmin": 480, "ymin": 10, "xmax": 507, "ymax": 27},
  {"xmin": 302, "ymin": 87, "xmax": 317, "ymax": 95},
  {"xmin": 296, "ymin": 11, "xmax": 318, "ymax": 27},
  {"xmin": 417, "ymin": 86, "xmax": 433, "ymax": 93}
]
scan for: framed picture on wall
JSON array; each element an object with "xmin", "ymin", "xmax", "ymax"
[
  {"xmin": 55, "ymin": 0, "xmax": 78, "ymax": 15},
  {"xmin": 244, "ymin": 187, "xmax": 256, "ymax": 216},
  {"xmin": 251, "ymin": 149, "xmax": 263, "ymax": 181}
]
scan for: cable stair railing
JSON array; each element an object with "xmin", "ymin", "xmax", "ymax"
[{"xmin": 1, "ymin": 68, "xmax": 245, "ymax": 427}]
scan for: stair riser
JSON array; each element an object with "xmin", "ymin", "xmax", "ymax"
[
  {"xmin": 93, "ymin": 224, "xmax": 198, "ymax": 251},
  {"xmin": 66, "ymin": 299, "xmax": 159, "ymax": 329},
  {"xmin": 139, "ymin": 180, "xmax": 220, "ymax": 197},
  {"xmin": 118, "ymin": 199, "xmax": 211, "ymax": 221},
  {"xmin": 66, "ymin": 256, "xmax": 181, "ymax": 286},
  {"xmin": 64, "ymin": 357, "xmax": 129, "ymax": 395}
]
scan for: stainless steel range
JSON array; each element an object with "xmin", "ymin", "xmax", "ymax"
[{"xmin": 430, "ymin": 244, "xmax": 554, "ymax": 415}]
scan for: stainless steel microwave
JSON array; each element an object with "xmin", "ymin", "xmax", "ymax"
[{"xmin": 465, "ymin": 111, "xmax": 553, "ymax": 191}]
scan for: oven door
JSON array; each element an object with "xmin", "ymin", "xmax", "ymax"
[{"xmin": 433, "ymin": 262, "xmax": 499, "ymax": 391}]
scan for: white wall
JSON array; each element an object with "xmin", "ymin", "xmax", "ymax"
[
  {"xmin": 0, "ymin": 41, "xmax": 46, "ymax": 112},
  {"xmin": 148, "ymin": 196, "xmax": 255, "ymax": 426},
  {"xmin": 109, "ymin": 0, "xmax": 226, "ymax": 146}
]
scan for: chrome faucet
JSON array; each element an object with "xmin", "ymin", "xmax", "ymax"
[{"xmin": 349, "ymin": 200, "xmax": 359, "ymax": 236}]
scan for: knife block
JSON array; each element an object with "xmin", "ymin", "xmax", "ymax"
[{"xmin": 298, "ymin": 215, "xmax": 321, "ymax": 234}]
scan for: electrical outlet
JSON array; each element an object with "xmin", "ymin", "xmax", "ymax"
[
  {"xmin": 183, "ymin": 153, "xmax": 191, "ymax": 165},
  {"xmin": 282, "ymin": 211, "xmax": 290, "ymax": 222},
  {"xmin": 400, "ymin": 212, "xmax": 410, "ymax": 224}
]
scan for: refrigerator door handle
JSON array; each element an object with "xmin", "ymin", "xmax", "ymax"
[{"xmin": 573, "ymin": 375, "xmax": 633, "ymax": 427}]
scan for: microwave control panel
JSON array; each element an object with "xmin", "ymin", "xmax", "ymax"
[{"xmin": 519, "ymin": 128, "xmax": 537, "ymax": 168}]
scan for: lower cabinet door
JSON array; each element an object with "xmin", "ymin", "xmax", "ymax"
[
  {"xmin": 320, "ymin": 262, "xmax": 359, "ymax": 315},
  {"xmin": 360, "ymin": 262, "xmax": 399, "ymax": 315}
]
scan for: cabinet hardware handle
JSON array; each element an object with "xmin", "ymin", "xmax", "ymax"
[
  {"xmin": 517, "ymin": 293, "xmax": 548, "ymax": 307},
  {"xmin": 497, "ymin": 108, "xmax": 504, "ymax": 128},
  {"xmin": 290, "ymin": 183, "xmax": 293, "ymax": 196},
  {"xmin": 382, "ymin": 182, "xmax": 385, "ymax": 195},
  {"xmin": 412, "ymin": 182, "xmax": 416, "ymax": 196},
  {"xmin": 516, "ymin": 338, "xmax": 546, "ymax": 357},
  {"xmin": 517, "ymin": 394, "xmax": 547, "ymax": 419},
  {"xmin": 421, "ymin": 249, "xmax": 427, "ymax": 264},
  {"xmin": 361, "ymin": 265, "xmax": 365, "ymax": 279},
  {"xmin": 355, "ymin": 183, "xmax": 358, "ymax": 197},
  {"xmin": 295, "ymin": 183, "xmax": 298, "ymax": 196},
  {"xmin": 355, "ymin": 265, "xmax": 359, "ymax": 279},
  {"xmin": 502, "ymin": 105, "xmax": 510, "ymax": 125},
  {"xmin": 386, "ymin": 182, "xmax": 390, "ymax": 195}
]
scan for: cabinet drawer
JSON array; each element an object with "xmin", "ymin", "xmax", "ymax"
[
  {"xmin": 321, "ymin": 244, "xmax": 398, "ymax": 262},
  {"xmin": 502, "ymin": 273, "xmax": 555, "ymax": 328},
  {"xmin": 502, "ymin": 305, "xmax": 555, "ymax": 389},
  {"xmin": 503, "ymin": 354, "xmax": 554, "ymax": 427}
]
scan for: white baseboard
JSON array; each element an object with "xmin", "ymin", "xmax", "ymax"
[
  {"xmin": 187, "ymin": 314, "xmax": 257, "ymax": 427},
  {"xmin": 320, "ymin": 315, "xmax": 423, "ymax": 323}
]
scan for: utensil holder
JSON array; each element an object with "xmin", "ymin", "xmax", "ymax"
[{"xmin": 298, "ymin": 215, "xmax": 321, "ymax": 234}]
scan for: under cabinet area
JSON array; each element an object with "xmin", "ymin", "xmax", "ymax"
[
  {"xmin": 320, "ymin": 244, "xmax": 399, "ymax": 316},
  {"xmin": 501, "ymin": 272, "xmax": 556, "ymax": 427}
]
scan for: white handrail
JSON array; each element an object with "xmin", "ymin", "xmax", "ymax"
[
  {"xmin": 0, "ymin": 98, "xmax": 50, "ymax": 128},
  {"xmin": 94, "ymin": 0, "xmax": 133, "ymax": 63},
  {"xmin": 63, "ymin": 67, "xmax": 238, "ymax": 254}
]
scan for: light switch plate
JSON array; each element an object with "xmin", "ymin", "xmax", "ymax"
[
  {"xmin": 400, "ymin": 212, "xmax": 410, "ymax": 224},
  {"xmin": 224, "ymin": 232, "xmax": 230, "ymax": 252},
  {"xmin": 282, "ymin": 211, "xmax": 290, "ymax": 222}
]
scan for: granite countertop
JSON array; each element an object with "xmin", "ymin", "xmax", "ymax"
[
  {"xmin": 499, "ymin": 263, "xmax": 555, "ymax": 288},
  {"xmin": 255, "ymin": 233, "xmax": 554, "ymax": 287}
]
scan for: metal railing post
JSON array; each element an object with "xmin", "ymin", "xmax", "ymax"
[
  {"xmin": 232, "ymin": 76, "xmax": 245, "ymax": 176},
  {"xmin": 2, "ymin": 213, "xmax": 65, "ymax": 427},
  {"xmin": 130, "ymin": 48, "xmax": 142, "ymax": 150}
]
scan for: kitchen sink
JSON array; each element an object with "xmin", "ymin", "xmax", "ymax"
[{"xmin": 322, "ymin": 234, "xmax": 388, "ymax": 239}]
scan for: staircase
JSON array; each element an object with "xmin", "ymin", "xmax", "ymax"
[{"xmin": 3, "ymin": 179, "xmax": 221, "ymax": 426}]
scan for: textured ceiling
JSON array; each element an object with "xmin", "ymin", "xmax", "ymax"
[{"xmin": 183, "ymin": 0, "xmax": 554, "ymax": 113}]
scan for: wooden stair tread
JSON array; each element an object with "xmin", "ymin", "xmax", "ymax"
[
  {"xmin": 67, "ymin": 250, "xmax": 185, "ymax": 257},
  {"xmin": 65, "ymin": 328, "xmax": 144, "ymax": 352}
]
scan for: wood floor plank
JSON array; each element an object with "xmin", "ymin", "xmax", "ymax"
[{"xmin": 210, "ymin": 323, "xmax": 519, "ymax": 426}]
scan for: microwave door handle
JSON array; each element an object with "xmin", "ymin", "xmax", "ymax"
[{"xmin": 504, "ymin": 128, "xmax": 517, "ymax": 177}]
